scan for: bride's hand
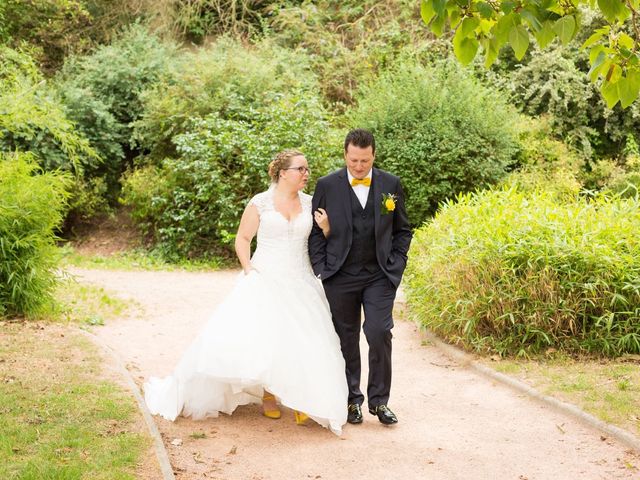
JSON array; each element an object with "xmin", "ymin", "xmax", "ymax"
[{"xmin": 314, "ymin": 208, "xmax": 330, "ymax": 237}]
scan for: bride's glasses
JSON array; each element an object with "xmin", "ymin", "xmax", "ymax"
[{"xmin": 284, "ymin": 166, "xmax": 311, "ymax": 174}]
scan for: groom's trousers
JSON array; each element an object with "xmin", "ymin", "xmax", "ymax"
[{"xmin": 322, "ymin": 268, "xmax": 396, "ymax": 408}]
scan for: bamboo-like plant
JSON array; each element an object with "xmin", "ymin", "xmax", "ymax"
[
  {"xmin": 0, "ymin": 153, "xmax": 70, "ymax": 317},
  {"xmin": 406, "ymin": 180, "xmax": 640, "ymax": 357}
]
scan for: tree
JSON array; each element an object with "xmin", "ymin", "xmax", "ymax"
[{"xmin": 420, "ymin": 0, "xmax": 640, "ymax": 108}]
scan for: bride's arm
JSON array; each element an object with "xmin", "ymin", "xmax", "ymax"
[{"xmin": 235, "ymin": 204, "xmax": 260, "ymax": 275}]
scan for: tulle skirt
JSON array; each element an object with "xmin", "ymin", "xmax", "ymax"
[{"xmin": 144, "ymin": 269, "xmax": 348, "ymax": 435}]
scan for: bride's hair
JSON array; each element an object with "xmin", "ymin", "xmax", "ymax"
[{"xmin": 268, "ymin": 149, "xmax": 304, "ymax": 183}]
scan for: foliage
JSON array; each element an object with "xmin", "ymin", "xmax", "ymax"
[
  {"xmin": 0, "ymin": 153, "xmax": 70, "ymax": 317},
  {"xmin": 0, "ymin": 46, "xmax": 97, "ymax": 174},
  {"xmin": 405, "ymin": 184, "xmax": 640, "ymax": 357},
  {"xmin": 0, "ymin": 0, "xmax": 155, "ymax": 72},
  {"xmin": 131, "ymin": 37, "xmax": 318, "ymax": 161},
  {"xmin": 513, "ymin": 115, "xmax": 584, "ymax": 172},
  {"xmin": 164, "ymin": 0, "xmax": 280, "ymax": 42},
  {"xmin": 348, "ymin": 59, "xmax": 520, "ymax": 226},
  {"xmin": 55, "ymin": 24, "xmax": 178, "ymax": 207},
  {"xmin": 421, "ymin": 0, "xmax": 640, "ymax": 108},
  {"xmin": 123, "ymin": 39, "xmax": 340, "ymax": 259},
  {"xmin": 269, "ymin": 0, "xmax": 426, "ymax": 108}
]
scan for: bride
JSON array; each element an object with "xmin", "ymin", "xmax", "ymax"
[{"xmin": 144, "ymin": 150, "xmax": 348, "ymax": 435}]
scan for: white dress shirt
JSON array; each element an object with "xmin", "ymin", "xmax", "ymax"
[{"xmin": 346, "ymin": 169, "xmax": 372, "ymax": 209}]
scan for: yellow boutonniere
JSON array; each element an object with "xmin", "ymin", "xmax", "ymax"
[{"xmin": 381, "ymin": 193, "xmax": 397, "ymax": 215}]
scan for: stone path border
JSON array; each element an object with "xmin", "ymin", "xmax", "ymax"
[
  {"xmin": 75, "ymin": 328, "xmax": 176, "ymax": 480},
  {"xmin": 421, "ymin": 329, "xmax": 640, "ymax": 453}
]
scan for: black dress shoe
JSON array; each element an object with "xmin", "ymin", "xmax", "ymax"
[
  {"xmin": 369, "ymin": 405, "xmax": 398, "ymax": 425},
  {"xmin": 347, "ymin": 403, "xmax": 363, "ymax": 424}
]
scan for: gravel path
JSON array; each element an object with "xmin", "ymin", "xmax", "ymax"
[{"xmin": 68, "ymin": 267, "xmax": 639, "ymax": 480}]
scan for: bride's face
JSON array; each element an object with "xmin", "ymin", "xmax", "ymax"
[{"xmin": 280, "ymin": 155, "xmax": 310, "ymax": 191}]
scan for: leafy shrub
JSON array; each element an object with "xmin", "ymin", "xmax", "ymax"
[
  {"xmin": 1, "ymin": 0, "xmax": 93, "ymax": 71},
  {"xmin": 0, "ymin": 153, "xmax": 70, "ymax": 317},
  {"xmin": 55, "ymin": 24, "xmax": 178, "ymax": 207},
  {"xmin": 132, "ymin": 38, "xmax": 316, "ymax": 162},
  {"xmin": 269, "ymin": 0, "xmax": 428, "ymax": 108},
  {"xmin": 122, "ymin": 39, "xmax": 340, "ymax": 259},
  {"xmin": 348, "ymin": 60, "xmax": 520, "ymax": 226},
  {"xmin": 0, "ymin": 46, "xmax": 104, "ymax": 228},
  {"xmin": 405, "ymin": 185, "xmax": 640, "ymax": 357},
  {"xmin": 0, "ymin": 46, "xmax": 96, "ymax": 173}
]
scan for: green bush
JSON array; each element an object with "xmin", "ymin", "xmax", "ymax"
[
  {"xmin": 347, "ymin": 59, "xmax": 520, "ymax": 226},
  {"xmin": 0, "ymin": 153, "xmax": 70, "ymax": 317},
  {"xmin": 122, "ymin": 39, "xmax": 340, "ymax": 260},
  {"xmin": 131, "ymin": 38, "xmax": 316, "ymax": 162},
  {"xmin": 405, "ymin": 184, "xmax": 640, "ymax": 357},
  {"xmin": 55, "ymin": 24, "xmax": 178, "ymax": 207},
  {"xmin": 0, "ymin": 46, "xmax": 105, "ymax": 228}
]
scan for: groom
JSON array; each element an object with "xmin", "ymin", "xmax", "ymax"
[{"xmin": 309, "ymin": 129, "xmax": 412, "ymax": 425}]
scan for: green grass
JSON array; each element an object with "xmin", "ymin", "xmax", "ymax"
[
  {"xmin": 489, "ymin": 356, "xmax": 640, "ymax": 436},
  {"xmin": 39, "ymin": 278, "xmax": 134, "ymax": 327},
  {"xmin": 0, "ymin": 322, "xmax": 149, "ymax": 479},
  {"xmin": 59, "ymin": 244, "xmax": 231, "ymax": 271}
]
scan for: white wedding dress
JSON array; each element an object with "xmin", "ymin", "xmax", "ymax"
[{"xmin": 144, "ymin": 187, "xmax": 348, "ymax": 435}]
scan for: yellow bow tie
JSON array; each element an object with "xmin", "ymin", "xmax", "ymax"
[{"xmin": 351, "ymin": 177, "xmax": 371, "ymax": 187}]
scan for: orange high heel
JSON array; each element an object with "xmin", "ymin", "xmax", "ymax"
[
  {"xmin": 294, "ymin": 410, "xmax": 309, "ymax": 425},
  {"xmin": 262, "ymin": 392, "xmax": 281, "ymax": 419}
]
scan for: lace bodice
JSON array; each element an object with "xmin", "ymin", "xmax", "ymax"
[{"xmin": 248, "ymin": 187, "xmax": 315, "ymax": 278}]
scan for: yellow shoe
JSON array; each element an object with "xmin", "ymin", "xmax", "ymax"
[
  {"xmin": 294, "ymin": 410, "xmax": 309, "ymax": 425},
  {"xmin": 262, "ymin": 393, "xmax": 281, "ymax": 419}
]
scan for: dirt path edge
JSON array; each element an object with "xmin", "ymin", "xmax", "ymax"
[
  {"xmin": 74, "ymin": 327, "xmax": 176, "ymax": 480},
  {"xmin": 421, "ymin": 328, "xmax": 640, "ymax": 453}
]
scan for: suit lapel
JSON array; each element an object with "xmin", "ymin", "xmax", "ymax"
[
  {"xmin": 372, "ymin": 167, "xmax": 381, "ymax": 235},
  {"xmin": 337, "ymin": 168, "xmax": 353, "ymax": 231}
]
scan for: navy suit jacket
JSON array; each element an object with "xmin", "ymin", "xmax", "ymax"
[{"xmin": 308, "ymin": 167, "xmax": 412, "ymax": 288}]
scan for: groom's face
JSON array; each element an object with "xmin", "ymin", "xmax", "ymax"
[{"xmin": 344, "ymin": 144, "xmax": 374, "ymax": 179}]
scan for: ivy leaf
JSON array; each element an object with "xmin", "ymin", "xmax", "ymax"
[
  {"xmin": 553, "ymin": 16, "xmax": 575, "ymax": 45},
  {"xmin": 509, "ymin": 24, "xmax": 530, "ymax": 60},
  {"xmin": 454, "ymin": 29, "xmax": 479, "ymax": 65},
  {"xmin": 535, "ymin": 20, "xmax": 556, "ymax": 48},
  {"xmin": 421, "ymin": 0, "xmax": 436, "ymax": 25}
]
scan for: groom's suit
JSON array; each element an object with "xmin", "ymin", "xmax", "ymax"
[{"xmin": 309, "ymin": 167, "xmax": 412, "ymax": 408}]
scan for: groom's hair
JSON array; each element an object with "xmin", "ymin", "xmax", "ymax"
[{"xmin": 344, "ymin": 129, "xmax": 375, "ymax": 154}]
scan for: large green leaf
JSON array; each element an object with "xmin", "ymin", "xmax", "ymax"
[
  {"xmin": 476, "ymin": 1, "xmax": 494, "ymax": 19},
  {"xmin": 509, "ymin": 24, "xmax": 530, "ymax": 60},
  {"xmin": 588, "ymin": 50, "xmax": 607, "ymax": 82},
  {"xmin": 454, "ymin": 30, "xmax": 480, "ymax": 65},
  {"xmin": 535, "ymin": 20, "xmax": 556, "ymax": 48},
  {"xmin": 618, "ymin": 75, "xmax": 640, "ymax": 107},
  {"xmin": 553, "ymin": 16, "xmax": 576, "ymax": 45},
  {"xmin": 494, "ymin": 13, "xmax": 516, "ymax": 44},
  {"xmin": 421, "ymin": 0, "xmax": 436, "ymax": 25},
  {"xmin": 601, "ymin": 80, "xmax": 620, "ymax": 108},
  {"xmin": 598, "ymin": 0, "xmax": 624, "ymax": 22},
  {"xmin": 459, "ymin": 17, "xmax": 480, "ymax": 38}
]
